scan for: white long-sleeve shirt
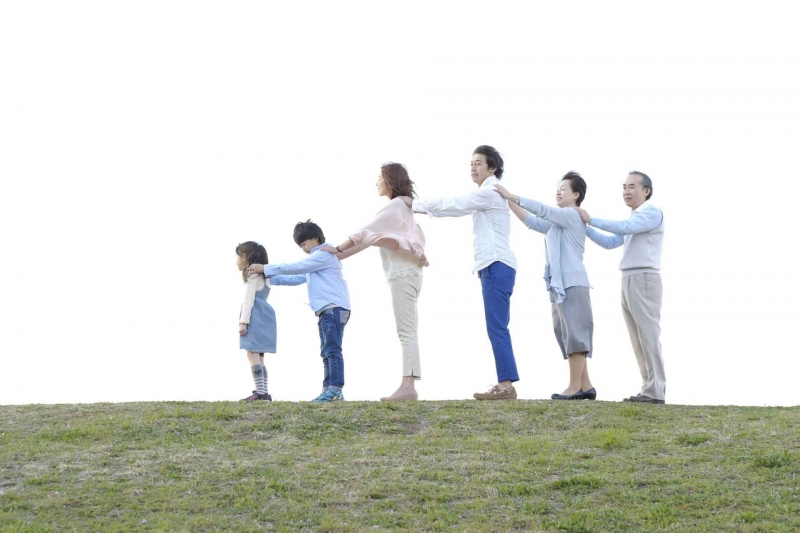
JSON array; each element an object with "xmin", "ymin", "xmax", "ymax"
[
  {"xmin": 412, "ymin": 175, "xmax": 517, "ymax": 274},
  {"xmin": 239, "ymin": 273, "xmax": 269, "ymax": 324}
]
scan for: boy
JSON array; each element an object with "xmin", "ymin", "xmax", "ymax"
[{"xmin": 248, "ymin": 220, "xmax": 351, "ymax": 402}]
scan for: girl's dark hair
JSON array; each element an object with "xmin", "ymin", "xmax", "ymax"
[
  {"xmin": 629, "ymin": 170, "xmax": 653, "ymax": 200},
  {"xmin": 381, "ymin": 162, "xmax": 416, "ymax": 199},
  {"xmin": 236, "ymin": 241, "xmax": 268, "ymax": 283},
  {"xmin": 293, "ymin": 220, "xmax": 325, "ymax": 246},
  {"xmin": 561, "ymin": 171, "xmax": 588, "ymax": 206},
  {"xmin": 473, "ymin": 145, "xmax": 504, "ymax": 178}
]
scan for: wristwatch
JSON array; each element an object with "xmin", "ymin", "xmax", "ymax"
[{"xmin": 514, "ymin": 197, "xmax": 520, "ymax": 205}]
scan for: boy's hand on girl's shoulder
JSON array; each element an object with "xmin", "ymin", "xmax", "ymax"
[
  {"xmin": 239, "ymin": 323, "xmax": 247, "ymax": 336},
  {"xmin": 247, "ymin": 264, "xmax": 264, "ymax": 274},
  {"xmin": 318, "ymin": 245, "xmax": 339, "ymax": 255}
]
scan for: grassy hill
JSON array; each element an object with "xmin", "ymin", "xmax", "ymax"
[{"xmin": 1, "ymin": 400, "xmax": 798, "ymax": 532}]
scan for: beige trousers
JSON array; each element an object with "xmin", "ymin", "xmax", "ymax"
[
  {"xmin": 389, "ymin": 272, "xmax": 423, "ymax": 378},
  {"xmin": 621, "ymin": 273, "xmax": 666, "ymax": 400}
]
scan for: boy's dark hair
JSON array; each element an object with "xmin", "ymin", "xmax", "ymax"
[
  {"xmin": 561, "ymin": 171, "xmax": 587, "ymax": 206},
  {"xmin": 235, "ymin": 241, "xmax": 268, "ymax": 283},
  {"xmin": 473, "ymin": 145, "xmax": 504, "ymax": 178},
  {"xmin": 293, "ymin": 220, "xmax": 325, "ymax": 247},
  {"xmin": 381, "ymin": 162, "xmax": 416, "ymax": 199},
  {"xmin": 629, "ymin": 170, "xmax": 653, "ymax": 200}
]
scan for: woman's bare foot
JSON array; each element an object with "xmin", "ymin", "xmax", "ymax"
[{"xmin": 380, "ymin": 386, "xmax": 418, "ymax": 402}]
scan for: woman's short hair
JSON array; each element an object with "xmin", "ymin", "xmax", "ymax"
[
  {"xmin": 562, "ymin": 171, "xmax": 587, "ymax": 206},
  {"xmin": 381, "ymin": 162, "xmax": 416, "ymax": 199}
]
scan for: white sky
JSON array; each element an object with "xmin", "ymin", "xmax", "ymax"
[{"xmin": 1, "ymin": 1, "xmax": 798, "ymax": 406}]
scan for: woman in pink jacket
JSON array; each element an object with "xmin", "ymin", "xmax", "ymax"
[{"xmin": 322, "ymin": 162, "xmax": 428, "ymax": 401}]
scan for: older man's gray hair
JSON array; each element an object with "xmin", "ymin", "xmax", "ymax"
[{"xmin": 629, "ymin": 171, "xmax": 653, "ymax": 200}]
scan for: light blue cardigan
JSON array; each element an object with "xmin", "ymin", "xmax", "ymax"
[{"xmin": 519, "ymin": 197, "xmax": 590, "ymax": 303}]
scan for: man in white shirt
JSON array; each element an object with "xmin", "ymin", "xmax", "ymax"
[
  {"xmin": 576, "ymin": 171, "xmax": 666, "ymax": 404},
  {"xmin": 412, "ymin": 145, "xmax": 520, "ymax": 400}
]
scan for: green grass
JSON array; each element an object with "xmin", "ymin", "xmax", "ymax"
[{"xmin": 0, "ymin": 401, "xmax": 798, "ymax": 532}]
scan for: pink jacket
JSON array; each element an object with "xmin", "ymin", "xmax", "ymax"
[{"xmin": 349, "ymin": 197, "xmax": 428, "ymax": 267}]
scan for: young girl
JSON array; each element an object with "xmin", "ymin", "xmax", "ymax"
[{"xmin": 236, "ymin": 241, "xmax": 277, "ymax": 401}]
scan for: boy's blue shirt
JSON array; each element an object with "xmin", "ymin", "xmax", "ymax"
[{"xmin": 263, "ymin": 244, "xmax": 351, "ymax": 313}]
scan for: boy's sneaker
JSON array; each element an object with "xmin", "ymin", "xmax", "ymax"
[
  {"xmin": 241, "ymin": 391, "xmax": 272, "ymax": 401},
  {"xmin": 312, "ymin": 389, "xmax": 344, "ymax": 403}
]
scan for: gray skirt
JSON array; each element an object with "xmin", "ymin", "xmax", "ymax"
[{"xmin": 550, "ymin": 286, "xmax": 593, "ymax": 359}]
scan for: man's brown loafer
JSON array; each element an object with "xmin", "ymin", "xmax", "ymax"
[{"xmin": 473, "ymin": 385, "xmax": 517, "ymax": 400}]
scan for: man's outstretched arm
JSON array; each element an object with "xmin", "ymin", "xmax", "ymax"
[
  {"xmin": 585, "ymin": 226, "xmax": 624, "ymax": 249},
  {"xmin": 413, "ymin": 188, "xmax": 494, "ymax": 218}
]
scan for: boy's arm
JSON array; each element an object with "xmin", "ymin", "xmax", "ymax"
[
  {"xmin": 257, "ymin": 251, "xmax": 332, "ymax": 277},
  {"xmin": 269, "ymin": 275, "xmax": 307, "ymax": 286},
  {"xmin": 413, "ymin": 187, "xmax": 494, "ymax": 218},
  {"xmin": 586, "ymin": 226, "xmax": 624, "ymax": 249},
  {"xmin": 590, "ymin": 207, "xmax": 663, "ymax": 235}
]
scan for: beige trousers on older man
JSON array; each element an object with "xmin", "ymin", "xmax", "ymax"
[
  {"xmin": 389, "ymin": 271, "xmax": 423, "ymax": 378},
  {"xmin": 621, "ymin": 273, "xmax": 666, "ymax": 401}
]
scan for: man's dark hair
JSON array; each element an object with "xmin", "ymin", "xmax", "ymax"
[
  {"xmin": 473, "ymin": 145, "xmax": 504, "ymax": 179},
  {"xmin": 561, "ymin": 171, "xmax": 587, "ymax": 206},
  {"xmin": 293, "ymin": 220, "xmax": 325, "ymax": 246},
  {"xmin": 629, "ymin": 171, "xmax": 653, "ymax": 200}
]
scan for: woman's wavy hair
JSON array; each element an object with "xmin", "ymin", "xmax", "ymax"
[
  {"xmin": 381, "ymin": 162, "xmax": 416, "ymax": 199},
  {"xmin": 235, "ymin": 241, "xmax": 268, "ymax": 283}
]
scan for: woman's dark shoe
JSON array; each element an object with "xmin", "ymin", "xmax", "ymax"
[
  {"xmin": 551, "ymin": 389, "xmax": 584, "ymax": 400},
  {"xmin": 582, "ymin": 388, "xmax": 597, "ymax": 400}
]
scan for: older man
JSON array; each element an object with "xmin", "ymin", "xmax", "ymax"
[
  {"xmin": 412, "ymin": 145, "xmax": 520, "ymax": 400},
  {"xmin": 575, "ymin": 171, "xmax": 666, "ymax": 404}
]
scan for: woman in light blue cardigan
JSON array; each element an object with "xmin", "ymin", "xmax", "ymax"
[{"xmin": 495, "ymin": 173, "xmax": 596, "ymax": 401}]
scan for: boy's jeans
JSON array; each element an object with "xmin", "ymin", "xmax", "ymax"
[{"xmin": 317, "ymin": 307, "xmax": 350, "ymax": 390}]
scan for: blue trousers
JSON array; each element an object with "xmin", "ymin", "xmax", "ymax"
[
  {"xmin": 317, "ymin": 307, "xmax": 350, "ymax": 390},
  {"xmin": 479, "ymin": 261, "xmax": 519, "ymax": 383}
]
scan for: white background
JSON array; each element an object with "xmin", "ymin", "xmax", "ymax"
[{"xmin": 1, "ymin": 1, "xmax": 798, "ymax": 406}]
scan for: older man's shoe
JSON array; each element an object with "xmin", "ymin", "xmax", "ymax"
[{"xmin": 628, "ymin": 395, "xmax": 665, "ymax": 404}]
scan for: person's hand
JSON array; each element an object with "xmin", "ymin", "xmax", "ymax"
[
  {"xmin": 494, "ymin": 184, "xmax": 519, "ymax": 202},
  {"xmin": 239, "ymin": 323, "xmax": 247, "ymax": 336},
  {"xmin": 246, "ymin": 264, "xmax": 264, "ymax": 274},
  {"xmin": 319, "ymin": 245, "xmax": 339, "ymax": 255},
  {"xmin": 400, "ymin": 197, "xmax": 413, "ymax": 208},
  {"xmin": 573, "ymin": 207, "xmax": 591, "ymax": 224}
]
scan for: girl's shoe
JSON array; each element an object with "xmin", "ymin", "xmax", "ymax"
[
  {"xmin": 582, "ymin": 388, "xmax": 597, "ymax": 400},
  {"xmin": 313, "ymin": 389, "xmax": 344, "ymax": 403},
  {"xmin": 242, "ymin": 391, "xmax": 272, "ymax": 401}
]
